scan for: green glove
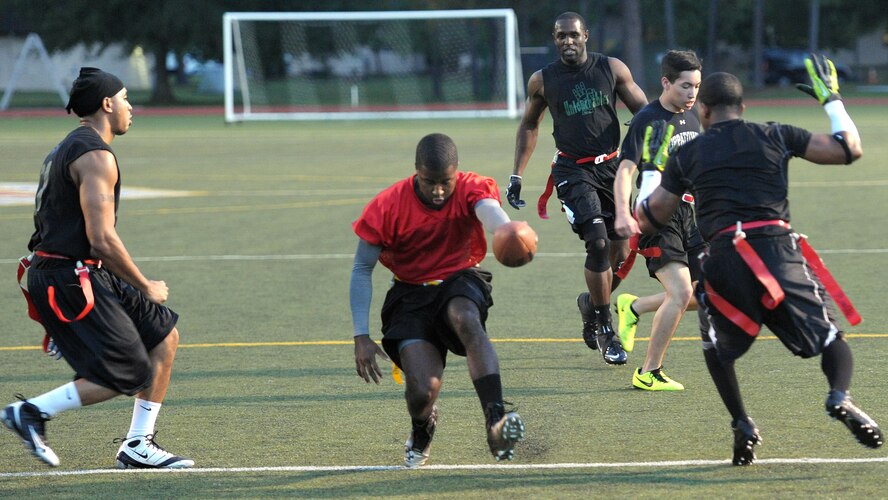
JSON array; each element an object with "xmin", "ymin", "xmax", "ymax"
[
  {"xmin": 640, "ymin": 120, "xmax": 675, "ymax": 172},
  {"xmin": 795, "ymin": 53, "xmax": 841, "ymax": 105}
]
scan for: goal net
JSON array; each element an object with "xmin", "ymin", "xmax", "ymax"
[{"xmin": 222, "ymin": 9, "xmax": 524, "ymax": 122}]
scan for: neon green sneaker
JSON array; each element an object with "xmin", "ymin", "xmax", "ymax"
[
  {"xmin": 632, "ymin": 367, "xmax": 684, "ymax": 391},
  {"xmin": 615, "ymin": 293, "xmax": 639, "ymax": 352}
]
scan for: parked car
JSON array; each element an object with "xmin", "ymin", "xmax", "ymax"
[{"xmin": 763, "ymin": 48, "xmax": 855, "ymax": 86}]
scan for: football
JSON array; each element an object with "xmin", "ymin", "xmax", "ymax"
[{"xmin": 493, "ymin": 221, "xmax": 538, "ymax": 267}]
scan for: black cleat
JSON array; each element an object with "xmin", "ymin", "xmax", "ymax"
[
  {"xmin": 576, "ymin": 292, "xmax": 599, "ymax": 350},
  {"xmin": 595, "ymin": 323, "xmax": 627, "ymax": 365},
  {"xmin": 826, "ymin": 390, "xmax": 883, "ymax": 449},
  {"xmin": 1, "ymin": 397, "xmax": 59, "ymax": 467},
  {"xmin": 485, "ymin": 402, "xmax": 525, "ymax": 462},
  {"xmin": 731, "ymin": 417, "xmax": 762, "ymax": 466},
  {"xmin": 404, "ymin": 405, "xmax": 438, "ymax": 467}
]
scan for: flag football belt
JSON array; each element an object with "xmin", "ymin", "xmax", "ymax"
[
  {"xmin": 537, "ymin": 149, "xmax": 619, "ymax": 219},
  {"xmin": 393, "ymin": 276, "xmax": 443, "ymax": 286},
  {"xmin": 613, "ymin": 193, "xmax": 696, "ymax": 279},
  {"xmin": 17, "ymin": 251, "xmax": 100, "ymax": 332},
  {"xmin": 704, "ymin": 220, "xmax": 861, "ymax": 337},
  {"xmin": 614, "ymin": 233, "xmax": 662, "ymax": 280}
]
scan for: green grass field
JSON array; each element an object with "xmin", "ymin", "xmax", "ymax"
[{"xmin": 1, "ymin": 103, "xmax": 887, "ymax": 498}]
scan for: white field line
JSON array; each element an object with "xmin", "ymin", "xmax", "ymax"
[
  {"xmin": 2, "ymin": 457, "xmax": 888, "ymax": 478},
  {"xmin": 3, "ymin": 248, "xmax": 888, "ymax": 265}
]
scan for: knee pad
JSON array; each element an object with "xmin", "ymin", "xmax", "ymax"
[{"xmin": 581, "ymin": 219, "xmax": 610, "ymax": 273}]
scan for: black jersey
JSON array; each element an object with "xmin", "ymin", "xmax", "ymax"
[
  {"xmin": 620, "ymin": 100, "xmax": 700, "ymax": 189},
  {"xmin": 621, "ymin": 100, "xmax": 700, "ymax": 167},
  {"xmin": 542, "ymin": 53, "xmax": 619, "ymax": 158},
  {"xmin": 660, "ymin": 119, "xmax": 811, "ymax": 240},
  {"xmin": 28, "ymin": 126, "xmax": 119, "ymax": 258}
]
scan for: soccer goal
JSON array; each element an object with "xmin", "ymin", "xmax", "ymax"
[{"xmin": 222, "ymin": 9, "xmax": 524, "ymax": 122}]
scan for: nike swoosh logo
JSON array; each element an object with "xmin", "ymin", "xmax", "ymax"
[
  {"xmin": 134, "ymin": 450, "xmax": 149, "ymax": 459},
  {"xmin": 139, "ymin": 405, "xmax": 153, "ymax": 411},
  {"xmin": 637, "ymin": 377, "xmax": 654, "ymax": 387}
]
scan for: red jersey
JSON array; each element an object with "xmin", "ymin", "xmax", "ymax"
[{"xmin": 353, "ymin": 171, "xmax": 500, "ymax": 284}]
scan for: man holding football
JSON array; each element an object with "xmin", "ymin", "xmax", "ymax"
[{"xmin": 350, "ymin": 133, "xmax": 526, "ymax": 467}]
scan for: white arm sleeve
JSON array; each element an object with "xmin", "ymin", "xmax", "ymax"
[
  {"xmin": 349, "ymin": 239, "xmax": 381, "ymax": 337},
  {"xmin": 474, "ymin": 198, "xmax": 510, "ymax": 233},
  {"xmin": 634, "ymin": 170, "xmax": 662, "ymax": 212},
  {"xmin": 824, "ymin": 100, "xmax": 859, "ymax": 136}
]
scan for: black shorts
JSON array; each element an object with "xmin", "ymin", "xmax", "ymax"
[
  {"xmin": 639, "ymin": 202, "xmax": 707, "ymax": 280},
  {"xmin": 380, "ymin": 267, "xmax": 493, "ymax": 369},
  {"xmin": 28, "ymin": 258, "xmax": 178, "ymax": 396},
  {"xmin": 699, "ymin": 230, "xmax": 843, "ymax": 362},
  {"xmin": 552, "ymin": 157, "xmax": 626, "ymax": 241}
]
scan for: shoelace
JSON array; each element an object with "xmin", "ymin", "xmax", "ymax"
[
  {"xmin": 12, "ymin": 393, "xmax": 52, "ymax": 424},
  {"xmin": 113, "ymin": 432, "xmax": 171, "ymax": 455}
]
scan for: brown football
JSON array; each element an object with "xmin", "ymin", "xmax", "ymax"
[{"xmin": 493, "ymin": 221, "xmax": 538, "ymax": 267}]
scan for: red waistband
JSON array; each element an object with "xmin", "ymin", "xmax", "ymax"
[
  {"xmin": 716, "ymin": 220, "xmax": 790, "ymax": 236},
  {"xmin": 557, "ymin": 149, "xmax": 619, "ymax": 165},
  {"xmin": 35, "ymin": 251, "xmax": 101, "ymax": 266}
]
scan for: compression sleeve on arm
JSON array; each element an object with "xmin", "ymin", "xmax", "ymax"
[
  {"xmin": 349, "ymin": 239, "xmax": 381, "ymax": 337},
  {"xmin": 634, "ymin": 170, "xmax": 662, "ymax": 212},
  {"xmin": 474, "ymin": 198, "xmax": 511, "ymax": 233},
  {"xmin": 824, "ymin": 100, "xmax": 858, "ymax": 136}
]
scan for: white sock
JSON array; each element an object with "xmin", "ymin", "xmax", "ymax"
[
  {"xmin": 126, "ymin": 399, "xmax": 162, "ymax": 439},
  {"xmin": 27, "ymin": 382, "xmax": 82, "ymax": 417}
]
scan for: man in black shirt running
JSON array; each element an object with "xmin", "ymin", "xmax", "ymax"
[{"xmin": 636, "ymin": 58, "xmax": 882, "ymax": 464}]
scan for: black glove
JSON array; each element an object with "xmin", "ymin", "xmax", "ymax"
[
  {"xmin": 506, "ymin": 175, "xmax": 526, "ymax": 209},
  {"xmin": 639, "ymin": 120, "xmax": 675, "ymax": 173},
  {"xmin": 794, "ymin": 53, "xmax": 841, "ymax": 105},
  {"xmin": 46, "ymin": 337, "xmax": 63, "ymax": 360}
]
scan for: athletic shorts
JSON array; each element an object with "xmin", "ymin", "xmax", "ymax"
[
  {"xmin": 698, "ymin": 230, "xmax": 842, "ymax": 362},
  {"xmin": 27, "ymin": 257, "xmax": 178, "ymax": 396},
  {"xmin": 380, "ymin": 267, "xmax": 493, "ymax": 369},
  {"xmin": 552, "ymin": 157, "xmax": 626, "ymax": 241},
  {"xmin": 639, "ymin": 202, "xmax": 707, "ymax": 280}
]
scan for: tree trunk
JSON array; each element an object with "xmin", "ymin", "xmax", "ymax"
[
  {"xmin": 621, "ymin": 0, "xmax": 645, "ymax": 87},
  {"xmin": 150, "ymin": 43, "xmax": 175, "ymax": 105}
]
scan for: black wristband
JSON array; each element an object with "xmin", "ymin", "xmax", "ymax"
[
  {"xmin": 641, "ymin": 198, "xmax": 666, "ymax": 230},
  {"xmin": 832, "ymin": 133, "xmax": 853, "ymax": 165}
]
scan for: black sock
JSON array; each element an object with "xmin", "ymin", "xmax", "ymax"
[
  {"xmin": 594, "ymin": 305, "xmax": 611, "ymax": 326},
  {"xmin": 822, "ymin": 337, "xmax": 853, "ymax": 393},
  {"xmin": 703, "ymin": 348, "xmax": 747, "ymax": 423},
  {"xmin": 472, "ymin": 374, "xmax": 503, "ymax": 410}
]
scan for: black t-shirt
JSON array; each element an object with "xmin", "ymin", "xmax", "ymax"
[
  {"xmin": 661, "ymin": 119, "xmax": 812, "ymax": 240},
  {"xmin": 28, "ymin": 126, "xmax": 119, "ymax": 258},
  {"xmin": 620, "ymin": 99, "xmax": 701, "ymax": 188},
  {"xmin": 542, "ymin": 53, "xmax": 620, "ymax": 158}
]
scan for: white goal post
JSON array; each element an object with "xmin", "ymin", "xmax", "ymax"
[{"xmin": 222, "ymin": 9, "xmax": 524, "ymax": 122}]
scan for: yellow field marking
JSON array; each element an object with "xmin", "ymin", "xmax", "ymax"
[{"xmin": 2, "ymin": 333, "xmax": 886, "ymax": 352}]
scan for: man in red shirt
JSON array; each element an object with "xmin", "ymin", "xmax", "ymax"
[{"xmin": 350, "ymin": 133, "xmax": 525, "ymax": 467}]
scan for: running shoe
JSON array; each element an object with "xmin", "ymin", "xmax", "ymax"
[
  {"xmin": 632, "ymin": 367, "xmax": 684, "ymax": 391},
  {"xmin": 826, "ymin": 390, "xmax": 883, "ymax": 448},
  {"xmin": 731, "ymin": 417, "xmax": 762, "ymax": 466},
  {"xmin": 596, "ymin": 323, "xmax": 627, "ymax": 365},
  {"xmin": 485, "ymin": 402, "xmax": 525, "ymax": 462},
  {"xmin": 115, "ymin": 433, "xmax": 194, "ymax": 469},
  {"xmin": 615, "ymin": 293, "xmax": 639, "ymax": 352},
  {"xmin": 404, "ymin": 405, "xmax": 438, "ymax": 467},
  {"xmin": 576, "ymin": 292, "xmax": 598, "ymax": 350},
  {"xmin": 1, "ymin": 397, "xmax": 59, "ymax": 467}
]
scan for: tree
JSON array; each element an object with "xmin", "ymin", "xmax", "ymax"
[{"xmin": 8, "ymin": 0, "xmax": 248, "ymax": 104}]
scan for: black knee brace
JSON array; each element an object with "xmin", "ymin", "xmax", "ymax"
[{"xmin": 581, "ymin": 218, "xmax": 611, "ymax": 273}]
